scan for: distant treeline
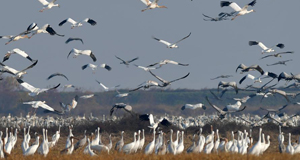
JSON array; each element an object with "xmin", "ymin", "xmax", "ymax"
[{"xmin": 0, "ymin": 77, "xmax": 299, "ymax": 117}]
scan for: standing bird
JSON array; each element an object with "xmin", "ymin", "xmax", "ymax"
[
  {"xmin": 38, "ymin": 0, "xmax": 60, "ymax": 12},
  {"xmin": 139, "ymin": 114, "xmax": 172, "ymax": 131},
  {"xmin": 59, "ymin": 18, "xmax": 97, "ymax": 29},
  {"xmin": 218, "ymin": 81, "xmax": 238, "ymax": 94},
  {"xmin": 140, "ymin": 0, "xmax": 167, "ymax": 12},
  {"xmin": 152, "ymin": 32, "xmax": 191, "ymax": 48},
  {"xmin": 220, "ymin": 0, "xmax": 256, "ymax": 20},
  {"xmin": 24, "ymin": 136, "xmax": 39, "ymax": 156},
  {"xmin": 210, "ymin": 75, "xmax": 233, "ymax": 80},
  {"xmin": 68, "ymin": 48, "xmax": 97, "ymax": 62},
  {"xmin": 28, "ymin": 24, "xmax": 64, "ymax": 38},
  {"xmin": 74, "ymin": 130, "xmax": 87, "ymax": 151},
  {"xmin": 115, "ymin": 131, "xmax": 124, "ymax": 152},
  {"xmin": 2, "ymin": 48, "xmax": 35, "ymax": 63},
  {"xmin": 144, "ymin": 130, "xmax": 156, "ymax": 154},
  {"xmin": 249, "ymin": 41, "xmax": 285, "ymax": 54},
  {"xmin": 59, "ymin": 95, "xmax": 79, "ymax": 113},
  {"xmin": 115, "ymin": 56, "xmax": 139, "ymax": 67}
]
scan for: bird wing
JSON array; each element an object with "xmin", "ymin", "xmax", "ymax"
[
  {"xmin": 115, "ymin": 56, "xmax": 126, "ymax": 63},
  {"xmin": 169, "ymin": 72, "xmax": 190, "ymax": 83},
  {"xmin": 257, "ymin": 42, "xmax": 268, "ymax": 50},
  {"xmin": 247, "ymin": 0, "xmax": 256, "ymax": 7},
  {"xmin": 16, "ymin": 79, "xmax": 37, "ymax": 92},
  {"xmin": 47, "ymin": 73, "xmax": 68, "ymax": 81},
  {"xmin": 202, "ymin": 14, "xmax": 214, "ymax": 19},
  {"xmin": 139, "ymin": 114, "xmax": 150, "ymax": 121},
  {"xmin": 19, "ymin": 60, "xmax": 38, "ymax": 73},
  {"xmin": 46, "ymin": 25, "xmax": 64, "ymax": 37},
  {"xmin": 141, "ymin": 0, "xmax": 151, "ymax": 6},
  {"xmin": 239, "ymin": 74, "xmax": 254, "ymax": 84},
  {"xmin": 67, "ymin": 49, "xmax": 75, "ymax": 59},
  {"xmin": 12, "ymin": 48, "xmax": 29, "ymax": 58},
  {"xmin": 96, "ymin": 81, "xmax": 109, "ymax": 91},
  {"xmin": 65, "ymin": 37, "xmax": 84, "ymax": 44},
  {"xmin": 277, "ymin": 51, "xmax": 294, "ymax": 55},
  {"xmin": 89, "ymin": 52, "xmax": 97, "ymax": 62},
  {"xmin": 38, "ymin": 0, "xmax": 49, "ymax": 5},
  {"xmin": 228, "ymin": 2, "xmax": 242, "ymax": 11},
  {"xmin": 174, "ymin": 32, "xmax": 191, "ymax": 44},
  {"xmin": 149, "ymin": 70, "xmax": 167, "ymax": 83},
  {"xmin": 35, "ymin": 83, "xmax": 60, "ymax": 94},
  {"xmin": 0, "ymin": 63, "xmax": 19, "ymax": 74},
  {"xmin": 83, "ymin": 18, "xmax": 97, "ymax": 26},
  {"xmin": 129, "ymin": 86, "xmax": 144, "ymax": 92},
  {"xmin": 66, "ymin": 18, "xmax": 77, "ymax": 25},
  {"xmin": 278, "ymin": 104, "xmax": 289, "ymax": 112},
  {"xmin": 39, "ymin": 102, "xmax": 55, "ymax": 112},
  {"xmin": 260, "ymin": 54, "xmax": 273, "ymax": 59},
  {"xmin": 149, "ymin": 114, "xmax": 155, "ymax": 126},
  {"xmin": 205, "ymin": 96, "xmax": 223, "ymax": 113},
  {"xmin": 127, "ymin": 57, "xmax": 139, "ymax": 63},
  {"xmin": 152, "ymin": 36, "xmax": 172, "ymax": 46},
  {"xmin": 81, "ymin": 64, "xmax": 90, "ymax": 70},
  {"xmin": 209, "ymin": 90, "xmax": 221, "ymax": 100},
  {"xmin": 147, "ymin": 62, "xmax": 159, "ymax": 67},
  {"xmin": 100, "ymin": 64, "xmax": 111, "ymax": 71}
]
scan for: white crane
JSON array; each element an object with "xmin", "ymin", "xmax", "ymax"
[
  {"xmin": 38, "ymin": 0, "xmax": 60, "ymax": 12},
  {"xmin": 28, "ymin": 24, "xmax": 64, "ymax": 38},
  {"xmin": 23, "ymin": 101, "xmax": 62, "ymax": 113},
  {"xmin": 139, "ymin": 114, "xmax": 172, "ymax": 131},
  {"xmin": 152, "ymin": 33, "xmax": 191, "ymax": 48},
  {"xmin": 140, "ymin": 0, "xmax": 167, "ymax": 12},
  {"xmin": 249, "ymin": 128, "xmax": 262, "ymax": 156},
  {"xmin": 145, "ymin": 130, "xmax": 155, "ymax": 154},
  {"xmin": 149, "ymin": 70, "xmax": 190, "ymax": 88},
  {"xmin": 2, "ymin": 48, "xmax": 35, "ymax": 62},
  {"xmin": 133, "ymin": 64, "xmax": 157, "ymax": 71},
  {"xmin": 223, "ymin": 101, "xmax": 242, "ymax": 111},
  {"xmin": 239, "ymin": 74, "xmax": 262, "ymax": 84},
  {"xmin": 95, "ymin": 80, "xmax": 120, "ymax": 91},
  {"xmin": 68, "ymin": 48, "xmax": 97, "ymax": 62},
  {"xmin": 59, "ymin": 95, "xmax": 79, "ymax": 113},
  {"xmin": 122, "ymin": 132, "xmax": 137, "ymax": 154},
  {"xmin": 0, "ymin": 34, "xmax": 29, "ymax": 45},
  {"xmin": 220, "ymin": 0, "xmax": 256, "ymax": 20},
  {"xmin": 147, "ymin": 59, "xmax": 189, "ymax": 68},
  {"xmin": 59, "ymin": 18, "xmax": 97, "ymax": 29},
  {"xmin": 86, "ymin": 138, "xmax": 97, "ymax": 156},
  {"xmin": 249, "ymin": 41, "xmax": 285, "ymax": 54},
  {"xmin": 24, "ymin": 136, "xmax": 39, "ymax": 156},
  {"xmin": 0, "ymin": 60, "xmax": 38, "ymax": 79},
  {"xmin": 181, "ymin": 103, "xmax": 206, "ymax": 110},
  {"xmin": 16, "ymin": 79, "xmax": 60, "ymax": 97},
  {"xmin": 82, "ymin": 63, "xmax": 112, "ymax": 72},
  {"xmin": 176, "ymin": 131, "xmax": 185, "ymax": 154},
  {"xmin": 115, "ymin": 131, "xmax": 124, "ymax": 152}
]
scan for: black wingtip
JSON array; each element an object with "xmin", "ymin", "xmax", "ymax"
[
  {"xmin": 220, "ymin": 1, "xmax": 231, "ymax": 7},
  {"xmin": 16, "ymin": 78, "xmax": 24, "ymax": 84},
  {"xmin": 249, "ymin": 41, "xmax": 258, "ymax": 46}
]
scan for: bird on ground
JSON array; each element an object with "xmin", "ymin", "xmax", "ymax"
[
  {"xmin": 68, "ymin": 48, "xmax": 97, "ymax": 62},
  {"xmin": 260, "ymin": 51, "xmax": 294, "ymax": 59},
  {"xmin": 249, "ymin": 41, "xmax": 285, "ymax": 54},
  {"xmin": 59, "ymin": 95, "xmax": 79, "ymax": 113},
  {"xmin": 218, "ymin": 81, "xmax": 238, "ymax": 94},
  {"xmin": 65, "ymin": 37, "xmax": 84, "ymax": 44},
  {"xmin": 122, "ymin": 132, "xmax": 137, "ymax": 154},
  {"xmin": 139, "ymin": 114, "xmax": 172, "ymax": 131},
  {"xmin": 82, "ymin": 63, "xmax": 112, "ymax": 72},
  {"xmin": 205, "ymin": 96, "xmax": 246, "ymax": 119},
  {"xmin": 147, "ymin": 59, "xmax": 189, "ymax": 68},
  {"xmin": 16, "ymin": 79, "xmax": 60, "ymax": 96},
  {"xmin": 47, "ymin": 73, "xmax": 68, "ymax": 81},
  {"xmin": 152, "ymin": 32, "xmax": 191, "ymax": 48},
  {"xmin": 267, "ymin": 59, "xmax": 293, "ymax": 66},
  {"xmin": 115, "ymin": 90, "xmax": 131, "ymax": 98},
  {"xmin": 115, "ymin": 131, "xmax": 124, "ymax": 152},
  {"xmin": 145, "ymin": 130, "xmax": 156, "ymax": 154},
  {"xmin": 236, "ymin": 64, "xmax": 264, "ymax": 75},
  {"xmin": 23, "ymin": 101, "xmax": 62, "ymax": 113},
  {"xmin": 115, "ymin": 56, "xmax": 139, "ymax": 67},
  {"xmin": 0, "ymin": 60, "xmax": 38, "ymax": 79},
  {"xmin": 2, "ymin": 48, "xmax": 35, "ymax": 63},
  {"xmin": 74, "ymin": 130, "xmax": 87, "ymax": 151},
  {"xmin": 38, "ymin": 0, "xmax": 60, "ymax": 12},
  {"xmin": 149, "ymin": 70, "xmax": 190, "ymax": 87},
  {"xmin": 140, "ymin": 0, "xmax": 167, "ymax": 12},
  {"xmin": 110, "ymin": 103, "xmax": 133, "ymax": 116},
  {"xmin": 95, "ymin": 80, "xmax": 120, "ymax": 91},
  {"xmin": 220, "ymin": 0, "xmax": 256, "ymax": 20},
  {"xmin": 24, "ymin": 136, "xmax": 40, "ymax": 156},
  {"xmin": 28, "ymin": 24, "xmax": 64, "ymax": 38},
  {"xmin": 181, "ymin": 103, "xmax": 206, "ymax": 110},
  {"xmin": 59, "ymin": 18, "xmax": 97, "ymax": 29},
  {"xmin": 60, "ymin": 137, "xmax": 76, "ymax": 154},
  {"xmin": 233, "ymin": 94, "xmax": 256, "ymax": 103},
  {"xmin": 210, "ymin": 75, "xmax": 233, "ymax": 80}
]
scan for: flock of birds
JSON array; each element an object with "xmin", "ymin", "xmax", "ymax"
[{"xmin": 0, "ymin": 0, "xmax": 299, "ymax": 157}]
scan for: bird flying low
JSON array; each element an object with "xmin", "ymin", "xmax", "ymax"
[
  {"xmin": 23, "ymin": 101, "xmax": 62, "ymax": 113},
  {"xmin": 0, "ymin": 60, "xmax": 38, "ymax": 79},
  {"xmin": 266, "ymin": 60, "xmax": 293, "ymax": 66},
  {"xmin": 220, "ymin": 0, "xmax": 256, "ymax": 20},
  {"xmin": 152, "ymin": 32, "xmax": 191, "ymax": 48},
  {"xmin": 95, "ymin": 80, "xmax": 120, "ymax": 91},
  {"xmin": 110, "ymin": 103, "xmax": 133, "ymax": 116},
  {"xmin": 139, "ymin": 113, "xmax": 172, "ymax": 131},
  {"xmin": 140, "ymin": 0, "xmax": 167, "ymax": 12},
  {"xmin": 65, "ymin": 37, "xmax": 84, "ymax": 44},
  {"xmin": 82, "ymin": 63, "xmax": 112, "ymax": 72},
  {"xmin": 260, "ymin": 51, "xmax": 294, "ymax": 59},
  {"xmin": 68, "ymin": 48, "xmax": 97, "ymax": 62},
  {"xmin": 16, "ymin": 79, "xmax": 60, "ymax": 96},
  {"xmin": 60, "ymin": 95, "xmax": 79, "ymax": 113},
  {"xmin": 47, "ymin": 73, "xmax": 69, "ymax": 81},
  {"xmin": 147, "ymin": 59, "xmax": 189, "ymax": 68},
  {"xmin": 249, "ymin": 41, "xmax": 285, "ymax": 54},
  {"xmin": 149, "ymin": 70, "xmax": 190, "ymax": 87},
  {"xmin": 181, "ymin": 103, "xmax": 206, "ymax": 110},
  {"xmin": 38, "ymin": 0, "xmax": 60, "ymax": 12},
  {"xmin": 59, "ymin": 18, "xmax": 97, "ymax": 29},
  {"xmin": 3, "ymin": 48, "xmax": 35, "ymax": 63}
]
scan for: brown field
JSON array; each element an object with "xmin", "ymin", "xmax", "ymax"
[{"xmin": 3, "ymin": 116, "xmax": 300, "ymax": 160}]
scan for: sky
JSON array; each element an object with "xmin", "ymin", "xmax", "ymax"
[{"xmin": 0, "ymin": 0, "xmax": 299, "ymax": 92}]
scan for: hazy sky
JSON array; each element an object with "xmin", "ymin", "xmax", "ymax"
[{"xmin": 0, "ymin": 0, "xmax": 299, "ymax": 92}]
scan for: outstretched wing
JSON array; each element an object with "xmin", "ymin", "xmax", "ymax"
[
  {"xmin": 205, "ymin": 96, "xmax": 223, "ymax": 113},
  {"xmin": 169, "ymin": 72, "xmax": 190, "ymax": 83},
  {"xmin": 149, "ymin": 70, "xmax": 167, "ymax": 83},
  {"xmin": 174, "ymin": 32, "xmax": 191, "ymax": 44}
]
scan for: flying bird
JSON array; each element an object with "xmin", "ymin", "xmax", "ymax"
[
  {"xmin": 60, "ymin": 95, "xmax": 79, "ymax": 113},
  {"xmin": 236, "ymin": 64, "xmax": 264, "ymax": 75},
  {"xmin": 239, "ymin": 74, "xmax": 262, "ymax": 84},
  {"xmin": 181, "ymin": 103, "xmax": 206, "ymax": 110},
  {"xmin": 16, "ymin": 79, "xmax": 60, "ymax": 96},
  {"xmin": 95, "ymin": 80, "xmax": 120, "ymax": 91},
  {"xmin": 28, "ymin": 24, "xmax": 64, "ymax": 38},
  {"xmin": 68, "ymin": 48, "xmax": 97, "ymax": 62},
  {"xmin": 220, "ymin": 0, "xmax": 256, "ymax": 20},
  {"xmin": 115, "ymin": 56, "xmax": 139, "ymax": 66},
  {"xmin": 210, "ymin": 75, "xmax": 233, "ymax": 80},
  {"xmin": 139, "ymin": 114, "xmax": 171, "ymax": 131},
  {"xmin": 249, "ymin": 41, "xmax": 285, "ymax": 54},
  {"xmin": 80, "ymin": 94, "xmax": 95, "ymax": 99},
  {"xmin": 2, "ymin": 48, "xmax": 35, "ymax": 63},
  {"xmin": 267, "ymin": 60, "xmax": 293, "ymax": 66},
  {"xmin": 129, "ymin": 80, "xmax": 159, "ymax": 92},
  {"xmin": 59, "ymin": 18, "xmax": 97, "ymax": 29},
  {"xmin": 23, "ymin": 101, "xmax": 62, "ymax": 113},
  {"xmin": 261, "ymin": 89, "xmax": 290, "ymax": 102},
  {"xmin": 202, "ymin": 12, "xmax": 234, "ymax": 21},
  {"xmin": 133, "ymin": 64, "xmax": 157, "ymax": 72},
  {"xmin": 140, "ymin": 0, "xmax": 167, "ymax": 12},
  {"xmin": 206, "ymin": 96, "xmax": 246, "ymax": 119},
  {"xmin": 147, "ymin": 59, "xmax": 189, "ymax": 68},
  {"xmin": 47, "ymin": 73, "xmax": 69, "ymax": 81},
  {"xmin": 65, "ymin": 38, "xmax": 84, "ymax": 44},
  {"xmin": 38, "ymin": 0, "xmax": 60, "ymax": 12},
  {"xmin": 82, "ymin": 63, "xmax": 111, "ymax": 72},
  {"xmin": 110, "ymin": 103, "xmax": 133, "ymax": 116},
  {"xmin": 260, "ymin": 51, "xmax": 294, "ymax": 59},
  {"xmin": 152, "ymin": 32, "xmax": 191, "ymax": 48},
  {"xmin": 0, "ymin": 60, "xmax": 38, "ymax": 79},
  {"xmin": 218, "ymin": 81, "xmax": 238, "ymax": 94},
  {"xmin": 149, "ymin": 70, "xmax": 190, "ymax": 87}
]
